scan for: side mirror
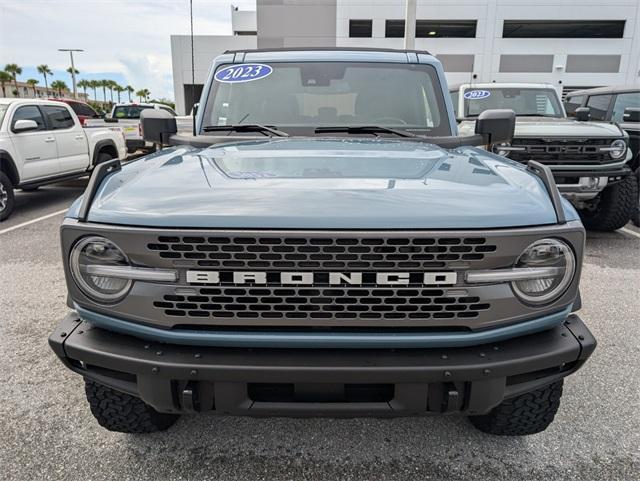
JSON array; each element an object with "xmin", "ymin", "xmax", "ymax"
[
  {"xmin": 141, "ymin": 109, "xmax": 177, "ymax": 146},
  {"xmin": 623, "ymin": 107, "xmax": 640, "ymax": 123},
  {"xmin": 575, "ymin": 107, "xmax": 590, "ymax": 121},
  {"xmin": 12, "ymin": 119, "xmax": 39, "ymax": 133},
  {"xmin": 475, "ymin": 109, "xmax": 515, "ymax": 145}
]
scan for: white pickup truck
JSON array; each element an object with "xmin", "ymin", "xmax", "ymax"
[
  {"xmin": 87, "ymin": 102, "xmax": 177, "ymax": 154},
  {"xmin": 0, "ymin": 98, "xmax": 127, "ymax": 221}
]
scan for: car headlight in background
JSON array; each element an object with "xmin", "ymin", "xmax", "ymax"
[
  {"xmin": 605, "ymin": 139, "xmax": 627, "ymax": 159},
  {"xmin": 511, "ymin": 239, "xmax": 576, "ymax": 305},
  {"xmin": 70, "ymin": 236, "xmax": 132, "ymax": 302}
]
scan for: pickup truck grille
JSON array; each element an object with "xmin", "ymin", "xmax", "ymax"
[
  {"xmin": 152, "ymin": 287, "xmax": 492, "ymax": 322},
  {"xmin": 147, "ymin": 235, "xmax": 497, "ymax": 270},
  {"xmin": 508, "ymin": 138, "xmax": 611, "ymax": 165}
]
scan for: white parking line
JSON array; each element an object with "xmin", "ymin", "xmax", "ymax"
[
  {"xmin": 620, "ymin": 227, "xmax": 640, "ymax": 240},
  {"xmin": 0, "ymin": 208, "xmax": 69, "ymax": 235}
]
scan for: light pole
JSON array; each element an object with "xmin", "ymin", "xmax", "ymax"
[
  {"xmin": 58, "ymin": 48, "xmax": 83, "ymax": 99},
  {"xmin": 404, "ymin": 0, "xmax": 417, "ymax": 50}
]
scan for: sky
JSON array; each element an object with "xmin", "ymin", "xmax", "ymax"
[{"xmin": 0, "ymin": 0, "xmax": 255, "ymax": 101}]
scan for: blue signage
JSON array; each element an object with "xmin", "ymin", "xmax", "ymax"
[
  {"xmin": 214, "ymin": 64, "xmax": 273, "ymax": 83},
  {"xmin": 463, "ymin": 90, "xmax": 491, "ymax": 100}
]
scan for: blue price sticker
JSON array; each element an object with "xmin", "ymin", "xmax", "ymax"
[
  {"xmin": 463, "ymin": 90, "xmax": 491, "ymax": 100},
  {"xmin": 214, "ymin": 64, "xmax": 273, "ymax": 83}
]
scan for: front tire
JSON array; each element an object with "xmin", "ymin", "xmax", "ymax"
[
  {"xmin": 632, "ymin": 168, "xmax": 640, "ymax": 227},
  {"xmin": 468, "ymin": 380, "xmax": 563, "ymax": 436},
  {"xmin": 84, "ymin": 380, "xmax": 179, "ymax": 433},
  {"xmin": 579, "ymin": 174, "xmax": 638, "ymax": 231},
  {"xmin": 0, "ymin": 171, "xmax": 15, "ymax": 222}
]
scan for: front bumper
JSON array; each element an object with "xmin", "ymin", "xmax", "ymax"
[
  {"xmin": 552, "ymin": 166, "xmax": 632, "ymax": 201},
  {"xmin": 49, "ymin": 311, "xmax": 596, "ymax": 417}
]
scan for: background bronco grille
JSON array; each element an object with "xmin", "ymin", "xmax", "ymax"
[
  {"xmin": 147, "ymin": 235, "xmax": 497, "ymax": 270},
  {"xmin": 509, "ymin": 138, "xmax": 611, "ymax": 164},
  {"xmin": 152, "ymin": 287, "xmax": 491, "ymax": 321}
]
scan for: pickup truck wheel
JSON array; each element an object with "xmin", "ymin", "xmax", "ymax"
[
  {"xmin": 579, "ymin": 174, "xmax": 639, "ymax": 231},
  {"xmin": 0, "ymin": 172, "xmax": 15, "ymax": 221},
  {"xmin": 95, "ymin": 151, "xmax": 114, "ymax": 166},
  {"xmin": 84, "ymin": 379, "xmax": 179, "ymax": 433},
  {"xmin": 468, "ymin": 380, "xmax": 563, "ymax": 436}
]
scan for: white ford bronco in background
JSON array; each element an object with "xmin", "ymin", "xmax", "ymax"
[
  {"xmin": 452, "ymin": 83, "xmax": 637, "ymax": 231},
  {"xmin": 0, "ymin": 98, "xmax": 127, "ymax": 221},
  {"xmin": 87, "ymin": 102, "xmax": 177, "ymax": 154}
]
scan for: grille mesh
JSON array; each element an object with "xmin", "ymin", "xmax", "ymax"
[
  {"xmin": 153, "ymin": 287, "xmax": 491, "ymax": 321},
  {"xmin": 147, "ymin": 235, "xmax": 497, "ymax": 270}
]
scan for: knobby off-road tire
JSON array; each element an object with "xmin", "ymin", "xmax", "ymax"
[
  {"xmin": 0, "ymin": 171, "xmax": 15, "ymax": 221},
  {"xmin": 85, "ymin": 379, "xmax": 179, "ymax": 433},
  {"xmin": 632, "ymin": 168, "xmax": 640, "ymax": 227},
  {"xmin": 468, "ymin": 380, "xmax": 563, "ymax": 436},
  {"xmin": 579, "ymin": 174, "xmax": 639, "ymax": 231}
]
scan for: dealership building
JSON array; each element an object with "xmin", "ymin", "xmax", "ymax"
[{"xmin": 171, "ymin": 0, "xmax": 640, "ymax": 114}]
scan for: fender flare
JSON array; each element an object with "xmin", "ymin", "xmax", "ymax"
[
  {"xmin": 91, "ymin": 140, "xmax": 119, "ymax": 166},
  {"xmin": 0, "ymin": 149, "xmax": 20, "ymax": 186}
]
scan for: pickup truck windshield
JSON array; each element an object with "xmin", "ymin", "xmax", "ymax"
[
  {"xmin": 204, "ymin": 62, "xmax": 451, "ymax": 136},
  {"xmin": 464, "ymin": 88, "xmax": 563, "ymax": 118}
]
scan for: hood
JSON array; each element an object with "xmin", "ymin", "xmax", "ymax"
[
  {"xmin": 71, "ymin": 138, "xmax": 575, "ymax": 229},
  {"xmin": 459, "ymin": 117, "xmax": 624, "ymax": 138}
]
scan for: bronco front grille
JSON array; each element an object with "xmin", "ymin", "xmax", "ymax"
[
  {"xmin": 147, "ymin": 235, "xmax": 497, "ymax": 270},
  {"xmin": 508, "ymin": 138, "xmax": 611, "ymax": 165},
  {"xmin": 152, "ymin": 287, "xmax": 491, "ymax": 321}
]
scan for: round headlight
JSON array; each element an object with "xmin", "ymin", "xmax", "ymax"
[
  {"xmin": 70, "ymin": 236, "xmax": 132, "ymax": 302},
  {"xmin": 609, "ymin": 139, "xmax": 626, "ymax": 159},
  {"xmin": 512, "ymin": 239, "xmax": 575, "ymax": 305},
  {"xmin": 492, "ymin": 142, "xmax": 511, "ymax": 158}
]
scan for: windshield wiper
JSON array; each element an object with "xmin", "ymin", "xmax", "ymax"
[
  {"xmin": 314, "ymin": 125, "xmax": 420, "ymax": 138},
  {"xmin": 202, "ymin": 124, "xmax": 289, "ymax": 137}
]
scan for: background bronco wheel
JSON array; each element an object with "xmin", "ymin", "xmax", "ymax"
[
  {"xmin": 0, "ymin": 171, "xmax": 16, "ymax": 221},
  {"xmin": 468, "ymin": 380, "xmax": 563, "ymax": 436},
  {"xmin": 579, "ymin": 174, "xmax": 638, "ymax": 231},
  {"xmin": 84, "ymin": 379, "xmax": 179, "ymax": 433}
]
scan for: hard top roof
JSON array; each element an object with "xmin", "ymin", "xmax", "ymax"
[{"xmin": 566, "ymin": 85, "xmax": 640, "ymax": 97}]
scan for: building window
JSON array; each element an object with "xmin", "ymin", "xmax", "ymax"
[
  {"xmin": 385, "ymin": 20, "xmax": 405, "ymax": 38},
  {"xmin": 349, "ymin": 19, "xmax": 373, "ymax": 38},
  {"xmin": 503, "ymin": 20, "xmax": 625, "ymax": 38},
  {"xmin": 416, "ymin": 20, "xmax": 477, "ymax": 38}
]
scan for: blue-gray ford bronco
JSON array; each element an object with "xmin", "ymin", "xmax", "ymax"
[{"xmin": 49, "ymin": 48, "xmax": 596, "ymax": 436}]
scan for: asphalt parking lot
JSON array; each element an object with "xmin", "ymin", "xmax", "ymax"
[{"xmin": 0, "ymin": 182, "xmax": 638, "ymax": 481}]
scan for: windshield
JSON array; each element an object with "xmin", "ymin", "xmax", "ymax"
[
  {"xmin": 463, "ymin": 88, "xmax": 564, "ymax": 118},
  {"xmin": 112, "ymin": 105, "xmax": 154, "ymax": 119},
  {"xmin": 203, "ymin": 61, "xmax": 451, "ymax": 136},
  {"xmin": 0, "ymin": 105, "xmax": 7, "ymax": 127}
]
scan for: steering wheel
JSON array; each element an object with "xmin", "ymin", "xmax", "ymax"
[{"xmin": 372, "ymin": 117, "xmax": 408, "ymax": 125}]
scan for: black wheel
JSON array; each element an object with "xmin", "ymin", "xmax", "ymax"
[
  {"xmin": 579, "ymin": 174, "xmax": 639, "ymax": 231},
  {"xmin": 0, "ymin": 171, "xmax": 15, "ymax": 222},
  {"xmin": 95, "ymin": 151, "xmax": 114, "ymax": 166},
  {"xmin": 632, "ymin": 168, "xmax": 640, "ymax": 227},
  {"xmin": 469, "ymin": 380, "xmax": 563, "ymax": 436},
  {"xmin": 84, "ymin": 379, "xmax": 179, "ymax": 433}
]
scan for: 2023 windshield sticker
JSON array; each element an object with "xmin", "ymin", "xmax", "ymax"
[{"xmin": 214, "ymin": 64, "xmax": 273, "ymax": 83}]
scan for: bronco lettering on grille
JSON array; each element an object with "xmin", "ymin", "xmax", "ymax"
[{"xmin": 186, "ymin": 271, "xmax": 458, "ymax": 286}]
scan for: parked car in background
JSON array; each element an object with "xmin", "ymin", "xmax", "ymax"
[
  {"xmin": 87, "ymin": 102, "xmax": 177, "ymax": 153},
  {"xmin": 51, "ymin": 98, "xmax": 102, "ymax": 126},
  {"xmin": 0, "ymin": 98, "xmax": 126, "ymax": 220},
  {"xmin": 564, "ymin": 85, "xmax": 640, "ymax": 226},
  {"xmin": 453, "ymin": 83, "xmax": 637, "ymax": 231}
]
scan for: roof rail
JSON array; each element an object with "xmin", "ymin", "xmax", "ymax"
[
  {"xmin": 78, "ymin": 159, "xmax": 121, "ymax": 222},
  {"xmin": 527, "ymin": 160, "xmax": 566, "ymax": 224},
  {"xmin": 223, "ymin": 47, "xmax": 432, "ymax": 55}
]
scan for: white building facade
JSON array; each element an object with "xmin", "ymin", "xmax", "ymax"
[{"xmin": 171, "ymin": 0, "xmax": 640, "ymax": 114}]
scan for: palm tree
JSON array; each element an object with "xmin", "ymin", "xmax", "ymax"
[
  {"xmin": 106, "ymin": 80, "xmax": 117, "ymax": 102},
  {"xmin": 88, "ymin": 80, "xmax": 99, "ymax": 100},
  {"xmin": 50, "ymin": 80, "xmax": 68, "ymax": 97},
  {"xmin": 100, "ymin": 80, "xmax": 108, "ymax": 102},
  {"xmin": 37, "ymin": 64, "xmax": 53, "ymax": 95},
  {"xmin": 26, "ymin": 79, "xmax": 39, "ymax": 97},
  {"xmin": 4, "ymin": 64, "xmax": 22, "ymax": 97},
  {"xmin": 114, "ymin": 85, "xmax": 125, "ymax": 103},
  {"xmin": 135, "ymin": 89, "xmax": 145, "ymax": 102},
  {"xmin": 0, "ymin": 71, "xmax": 12, "ymax": 97},
  {"xmin": 125, "ymin": 85, "xmax": 134, "ymax": 102},
  {"xmin": 77, "ymin": 79, "xmax": 89, "ymax": 99}
]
